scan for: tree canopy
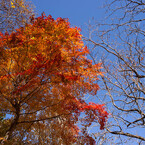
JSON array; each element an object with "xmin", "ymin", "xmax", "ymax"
[{"xmin": 0, "ymin": 14, "xmax": 108, "ymax": 144}]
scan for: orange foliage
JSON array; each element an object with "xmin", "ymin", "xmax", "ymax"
[{"xmin": 0, "ymin": 13, "xmax": 108, "ymax": 144}]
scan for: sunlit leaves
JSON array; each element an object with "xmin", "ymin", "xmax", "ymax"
[{"xmin": 0, "ymin": 13, "xmax": 108, "ymax": 144}]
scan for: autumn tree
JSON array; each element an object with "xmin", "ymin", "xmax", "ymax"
[
  {"xmin": 0, "ymin": 0, "xmax": 35, "ymax": 33},
  {"xmin": 0, "ymin": 14, "xmax": 108, "ymax": 144},
  {"xmin": 85, "ymin": 0, "xmax": 145, "ymax": 144}
]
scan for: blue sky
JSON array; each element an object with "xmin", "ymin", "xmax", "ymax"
[{"xmin": 30, "ymin": 0, "xmax": 105, "ymax": 33}]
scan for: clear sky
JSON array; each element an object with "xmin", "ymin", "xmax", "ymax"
[{"xmin": 30, "ymin": 0, "xmax": 105, "ymax": 33}]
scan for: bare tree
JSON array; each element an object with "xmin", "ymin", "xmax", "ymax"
[{"xmin": 85, "ymin": 0, "xmax": 145, "ymax": 144}]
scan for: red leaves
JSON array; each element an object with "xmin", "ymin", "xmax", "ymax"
[
  {"xmin": 81, "ymin": 102, "xmax": 108, "ymax": 130},
  {"xmin": 0, "ymin": 14, "xmax": 108, "ymax": 143},
  {"xmin": 62, "ymin": 96, "xmax": 108, "ymax": 130},
  {"xmin": 56, "ymin": 73, "xmax": 80, "ymax": 82}
]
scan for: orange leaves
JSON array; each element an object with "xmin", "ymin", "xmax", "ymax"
[
  {"xmin": 61, "ymin": 96, "xmax": 108, "ymax": 130},
  {"xmin": 0, "ymin": 13, "xmax": 108, "ymax": 143},
  {"xmin": 0, "ymin": 12, "xmax": 104, "ymax": 97},
  {"xmin": 81, "ymin": 102, "xmax": 108, "ymax": 130}
]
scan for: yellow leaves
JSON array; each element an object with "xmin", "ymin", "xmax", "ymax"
[
  {"xmin": 0, "ymin": 137, "xmax": 7, "ymax": 143},
  {"xmin": 11, "ymin": 1, "xmax": 15, "ymax": 8},
  {"xmin": 0, "ymin": 137, "xmax": 4, "ymax": 141},
  {"xmin": 11, "ymin": 0, "xmax": 25, "ymax": 9},
  {"xmin": 30, "ymin": 37, "xmax": 35, "ymax": 40},
  {"xmin": 32, "ymin": 57, "xmax": 37, "ymax": 62},
  {"xmin": 19, "ymin": 0, "xmax": 25, "ymax": 8}
]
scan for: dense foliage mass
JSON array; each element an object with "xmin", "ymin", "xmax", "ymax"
[{"xmin": 0, "ymin": 14, "xmax": 108, "ymax": 144}]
